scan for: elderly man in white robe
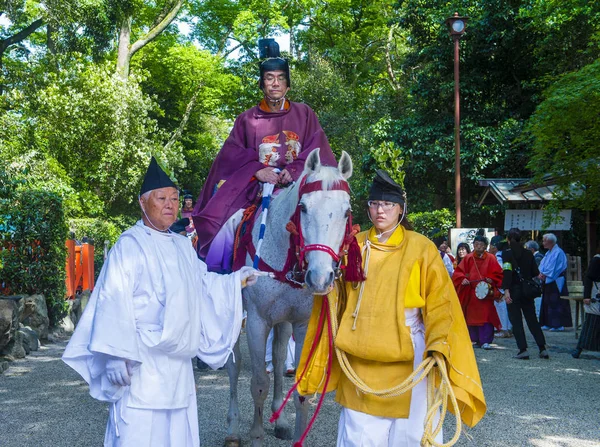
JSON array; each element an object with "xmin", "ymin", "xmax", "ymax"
[{"xmin": 63, "ymin": 157, "xmax": 261, "ymax": 447}]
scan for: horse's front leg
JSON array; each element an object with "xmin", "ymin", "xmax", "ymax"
[
  {"xmin": 224, "ymin": 337, "xmax": 242, "ymax": 447},
  {"xmin": 271, "ymin": 321, "xmax": 293, "ymax": 440},
  {"xmin": 246, "ymin": 313, "xmax": 270, "ymax": 447},
  {"xmin": 292, "ymin": 321, "xmax": 310, "ymax": 444}
]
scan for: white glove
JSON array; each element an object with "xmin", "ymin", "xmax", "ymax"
[
  {"xmin": 106, "ymin": 357, "xmax": 132, "ymax": 387},
  {"xmin": 239, "ymin": 266, "xmax": 271, "ymax": 288}
]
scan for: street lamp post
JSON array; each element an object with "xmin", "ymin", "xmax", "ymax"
[{"xmin": 446, "ymin": 12, "xmax": 468, "ymax": 228}]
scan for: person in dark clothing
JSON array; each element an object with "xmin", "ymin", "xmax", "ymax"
[
  {"xmin": 572, "ymin": 244, "xmax": 600, "ymax": 358},
  {"xmin": 502, "ymin": 228, "xmax": 549, "ymax": 360}
]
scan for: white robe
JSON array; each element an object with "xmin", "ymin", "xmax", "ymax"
[{"xmin": 63, "ymin": 221, "xmax": 244, "ymax": 446}]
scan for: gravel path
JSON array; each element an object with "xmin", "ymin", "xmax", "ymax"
[{"xmin": 1, "ymin": 327, "xmax": 599, "ymax": 447}]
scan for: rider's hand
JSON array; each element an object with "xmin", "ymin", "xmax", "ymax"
[
  {"xmin": 106, "ymin": 357, "xmax": 132, "ymax": 386},
  {"xmin": 584, "ymin": 298, "xmax": 591, "ymax": 305},
  {"xmin": 462, "ymin": 278, "xmax": 470, "ymax": 286},
  {"xmin": 278, "ymin": 169, "xmax": 293, "ymax": 185},
  {"xmin": 485, "ymin": 278, "xmax": 492, "ymax": 284},
  {"xmin": 255, "ymin": 167, "xmax": 279, "ymax": 184},
  {"xmin": 239, "ymin": 266, "xmax": 260, "ymax": 288},
  {"xmin": 504, "ymin": 289, "xmax": 512, "ymax": 304}
]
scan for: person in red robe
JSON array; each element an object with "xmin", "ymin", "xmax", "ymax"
[
  {"xmin": 452, "ymin": 232, "xmax": 504, "ymax": 349},
  {"xmin": 192, "ymin": 39, "xmax": 336, "ymax": 272}
]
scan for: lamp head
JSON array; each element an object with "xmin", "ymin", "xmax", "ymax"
[{"xmin": 446, "ymin": 12, "xmax": 468, "ymax": 37}]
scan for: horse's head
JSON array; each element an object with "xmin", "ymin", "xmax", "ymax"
[{"xmin": 298, "ymin": 148, "xmax": 353, "ymax": 295}]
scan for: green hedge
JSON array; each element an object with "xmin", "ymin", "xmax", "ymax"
[{"xmin": 0, "ymin": 186, "xmax": 68, "ymax": 327}]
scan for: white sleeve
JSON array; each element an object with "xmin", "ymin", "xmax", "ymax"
[
  {"xmin": 195, "ymin": 257, "xmax": 244, "ymax": 369},
  {"xmin": 62, "ymin": 236, "xmax": 142, "ymax": 402},
  {"xmin": 443, "ymin": 253, "xmax": 454, "ymax": 277}
]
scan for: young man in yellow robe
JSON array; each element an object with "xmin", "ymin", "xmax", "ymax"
[{"xmin": 297, "ymin": 170, "xmax": 486, "ymax": 446}]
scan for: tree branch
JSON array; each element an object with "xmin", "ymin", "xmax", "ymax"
[
  {"xmin": 163, "ymin": 84, "xmax": 203, "ymax": 152},
  {"xmin": 129, "ymin": 0, "xmax": 183, "ymax": 58},
  {"xmin": 0, "ymin": 18, "xmax": 44, "ymax": 53},
  {"xmin": 385, "ymin": 24, "xmax": 400, "ymax": 92}
]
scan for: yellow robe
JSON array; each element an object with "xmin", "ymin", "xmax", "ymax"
[{"xmin": 296, "ymin": 225, "xmax": 486, "ymax": 426}]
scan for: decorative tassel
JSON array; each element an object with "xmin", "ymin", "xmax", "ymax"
[
  {"xmin": 286, "ymin": 221, "xmax": 298, "ymax": 236},
  {"xmin": 344, "ymin": 236, "xmax": 366, "ymax": 282}
]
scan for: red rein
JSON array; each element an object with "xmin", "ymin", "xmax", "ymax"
[
  {"xmin": 268, "ymin": 178, "xmax": 366, "ymax": 445},
  {"xmin": 269, "ymin": 295, "xmax": 334, "ymax": 447}
]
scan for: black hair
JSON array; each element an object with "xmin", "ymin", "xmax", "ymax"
[{"xmin": 507, "ymin": 227, "xmax": 521, "ymax": 242}]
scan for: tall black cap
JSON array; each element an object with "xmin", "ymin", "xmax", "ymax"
[
  {"xmin": 140, "ymin": 156, "xmax": 177, "ymax": 196},
  {"xmin": 369, "ymin": 170, "xmax": 406, "ymax": 205},
  {"xmin": 258, "ymin": 38, "xmax": 290, "ymax": 88}
]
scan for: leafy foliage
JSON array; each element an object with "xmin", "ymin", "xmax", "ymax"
[
  {"xmin": 408, "ymin": 209, "xmax": 455, "ymax": 240},
  {"xmin": 526, "ymin": 59, "xmax": 600, "ymax": 211},
  {"xmin": 0, "ymin": 184, "xmax": 68, "ymax": 327}
]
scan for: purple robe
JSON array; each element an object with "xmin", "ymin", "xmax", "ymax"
[{"xmin": 192, "ymin": 101, "xmax": 336, "ymax": 261}]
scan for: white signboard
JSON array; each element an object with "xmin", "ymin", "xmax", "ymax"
[
  {"xmin": 449, "ymin": 228, "xmax": 495, "ymax": 255},
  {"xmin": 504, "ymin": 210, "xmax": 571, "ymax": 231}
]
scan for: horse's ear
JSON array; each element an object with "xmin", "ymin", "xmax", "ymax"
[
  {"xmin": 338, "ymin": 151, "xmax": 353, "ymax": 180},
  {"xmin": 304, "ymin": 148, "xmax": 321, "ymax": 174}
]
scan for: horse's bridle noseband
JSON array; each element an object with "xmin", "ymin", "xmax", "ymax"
[{"xmin": 284, "ymin": 176, "xmax": 358, "ymax": 287}]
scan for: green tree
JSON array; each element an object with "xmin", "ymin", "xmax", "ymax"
[{"xmin": 526, "ymin": 59, "xmax": 600, "ymax": 211}]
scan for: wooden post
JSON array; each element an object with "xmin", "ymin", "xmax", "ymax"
[
  {"xmin": 586, "ymin": 210, "xmax": 598, "ymax": 267},
  {"xmin": 82, "ymin": 241, "xmax": 95, "ymax": 292},
  {"xmin": 65, "ymin": 239, "xmax": 76, "ymax": 299},
  {"xmin": 453, "ymin": 35, "xmax": 462, "ymax": 228}
]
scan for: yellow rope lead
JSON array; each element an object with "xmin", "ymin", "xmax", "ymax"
[{"xmin": 328, "ymin": 287, "xmax": 463, "ymax": 447}]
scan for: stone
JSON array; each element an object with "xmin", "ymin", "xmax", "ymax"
[
  {"xmin": 20, "ymin": 294, "xmax": 49, "ymax": 340},
  {"xmin": 0, "ymin": 299, "xmax": 20, "ymax": 351},
  {"xmin": 18, "ymin": 325, "xmax": 40, "ymax": 352},
  {"xmin": 60, "ymin": 312, "xmax": 75, "ymax": 333},
  {"xmin": 71, "ymin": 290, "xmax": 91, "ymax": 327},
  {"xmin": 1, "ymin": 331, "xmax": 26, "ymax": 359},
  {"xmin": 0, "ymin": 360, "xmax": 9, "ymax": 374}
]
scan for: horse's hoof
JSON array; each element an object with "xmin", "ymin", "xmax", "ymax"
[
  {"xmin": 224, "ymin": 435, "xmax": 241, "ymax": 447},
  {"xmin": 274, "ymin": 425, "xmax": 293, "ymax": 440}
]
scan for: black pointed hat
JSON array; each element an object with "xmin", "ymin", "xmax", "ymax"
[
  {"xmin": 140, "ymin": 156, "xmax": 177, "ymax": 196},
  {"xmin": 369, "ymin": 170, "xmax": 406, "ymax": 205},
  {"xmin": 258, "ymin": 38, "xmax": 290, "ymax": 89}
]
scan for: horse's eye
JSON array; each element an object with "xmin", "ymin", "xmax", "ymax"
[
  {"xmin": 345, "ymin": 208, "xmax": 351, "ymax": 218},
  {"xmin": 300, "ymin": 203, "xmax": 307, "ymax": 213}
]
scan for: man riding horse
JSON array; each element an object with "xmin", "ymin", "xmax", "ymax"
[{"xmin": 192, "ymin": 39, "xmax": 337, "ymax": 272}]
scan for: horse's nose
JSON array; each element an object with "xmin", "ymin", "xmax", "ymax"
[{"xmin": 305, "ymin": 267, "xmax": 335, "ymax": 295}]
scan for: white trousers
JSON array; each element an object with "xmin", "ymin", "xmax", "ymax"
[
  {"xmin": 104, "ymin": 391, "xmax": 199, "ymax": 447},
  {"xmin": 336, "ymin": 309, "xmax": 443, "ymax": 447},
  {"xmin": 264, "ymin": 328, "xmax": 296, "ymax": 370}
]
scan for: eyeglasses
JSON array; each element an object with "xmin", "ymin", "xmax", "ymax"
[
  {"xmin": 263, "ymin": 74, "xmax": 287, "ymax": 84},
  {"xmin": 367, "ymin": 200, "xmax": 397, "ymax": 211}
]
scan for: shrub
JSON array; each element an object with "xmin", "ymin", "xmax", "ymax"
[
  {"xmin": 0, "ymin": 187, "xmax": 68, "ymax": 327},
  {"xmin": 408, "ymin": 208, "xmax": 455, "ymax": 239}
]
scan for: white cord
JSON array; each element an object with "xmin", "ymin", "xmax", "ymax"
[{"xmin": 138, "ymin": 195, "xmax": 175, "ymax": 233}]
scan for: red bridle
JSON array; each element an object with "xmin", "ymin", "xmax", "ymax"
[{"xmin": 285, "ymin": 176, "xmax": 359, "ymax": 286}]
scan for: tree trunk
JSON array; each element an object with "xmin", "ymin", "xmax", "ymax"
[
  {"xmin": 116, "ymin": 17, "xmax": 132, "ymax": 79},
  {"xmin": 115, "ymin": 1, "xmax": 183, "ymax": 79},
  {"xmin": 47, "ymin": 22, "xmax": 56, "ymax": 55}
]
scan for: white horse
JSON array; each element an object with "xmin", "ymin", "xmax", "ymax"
[{"xmin": 224, "ymin": 148, "xmax": 353, "ymax": 446}]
